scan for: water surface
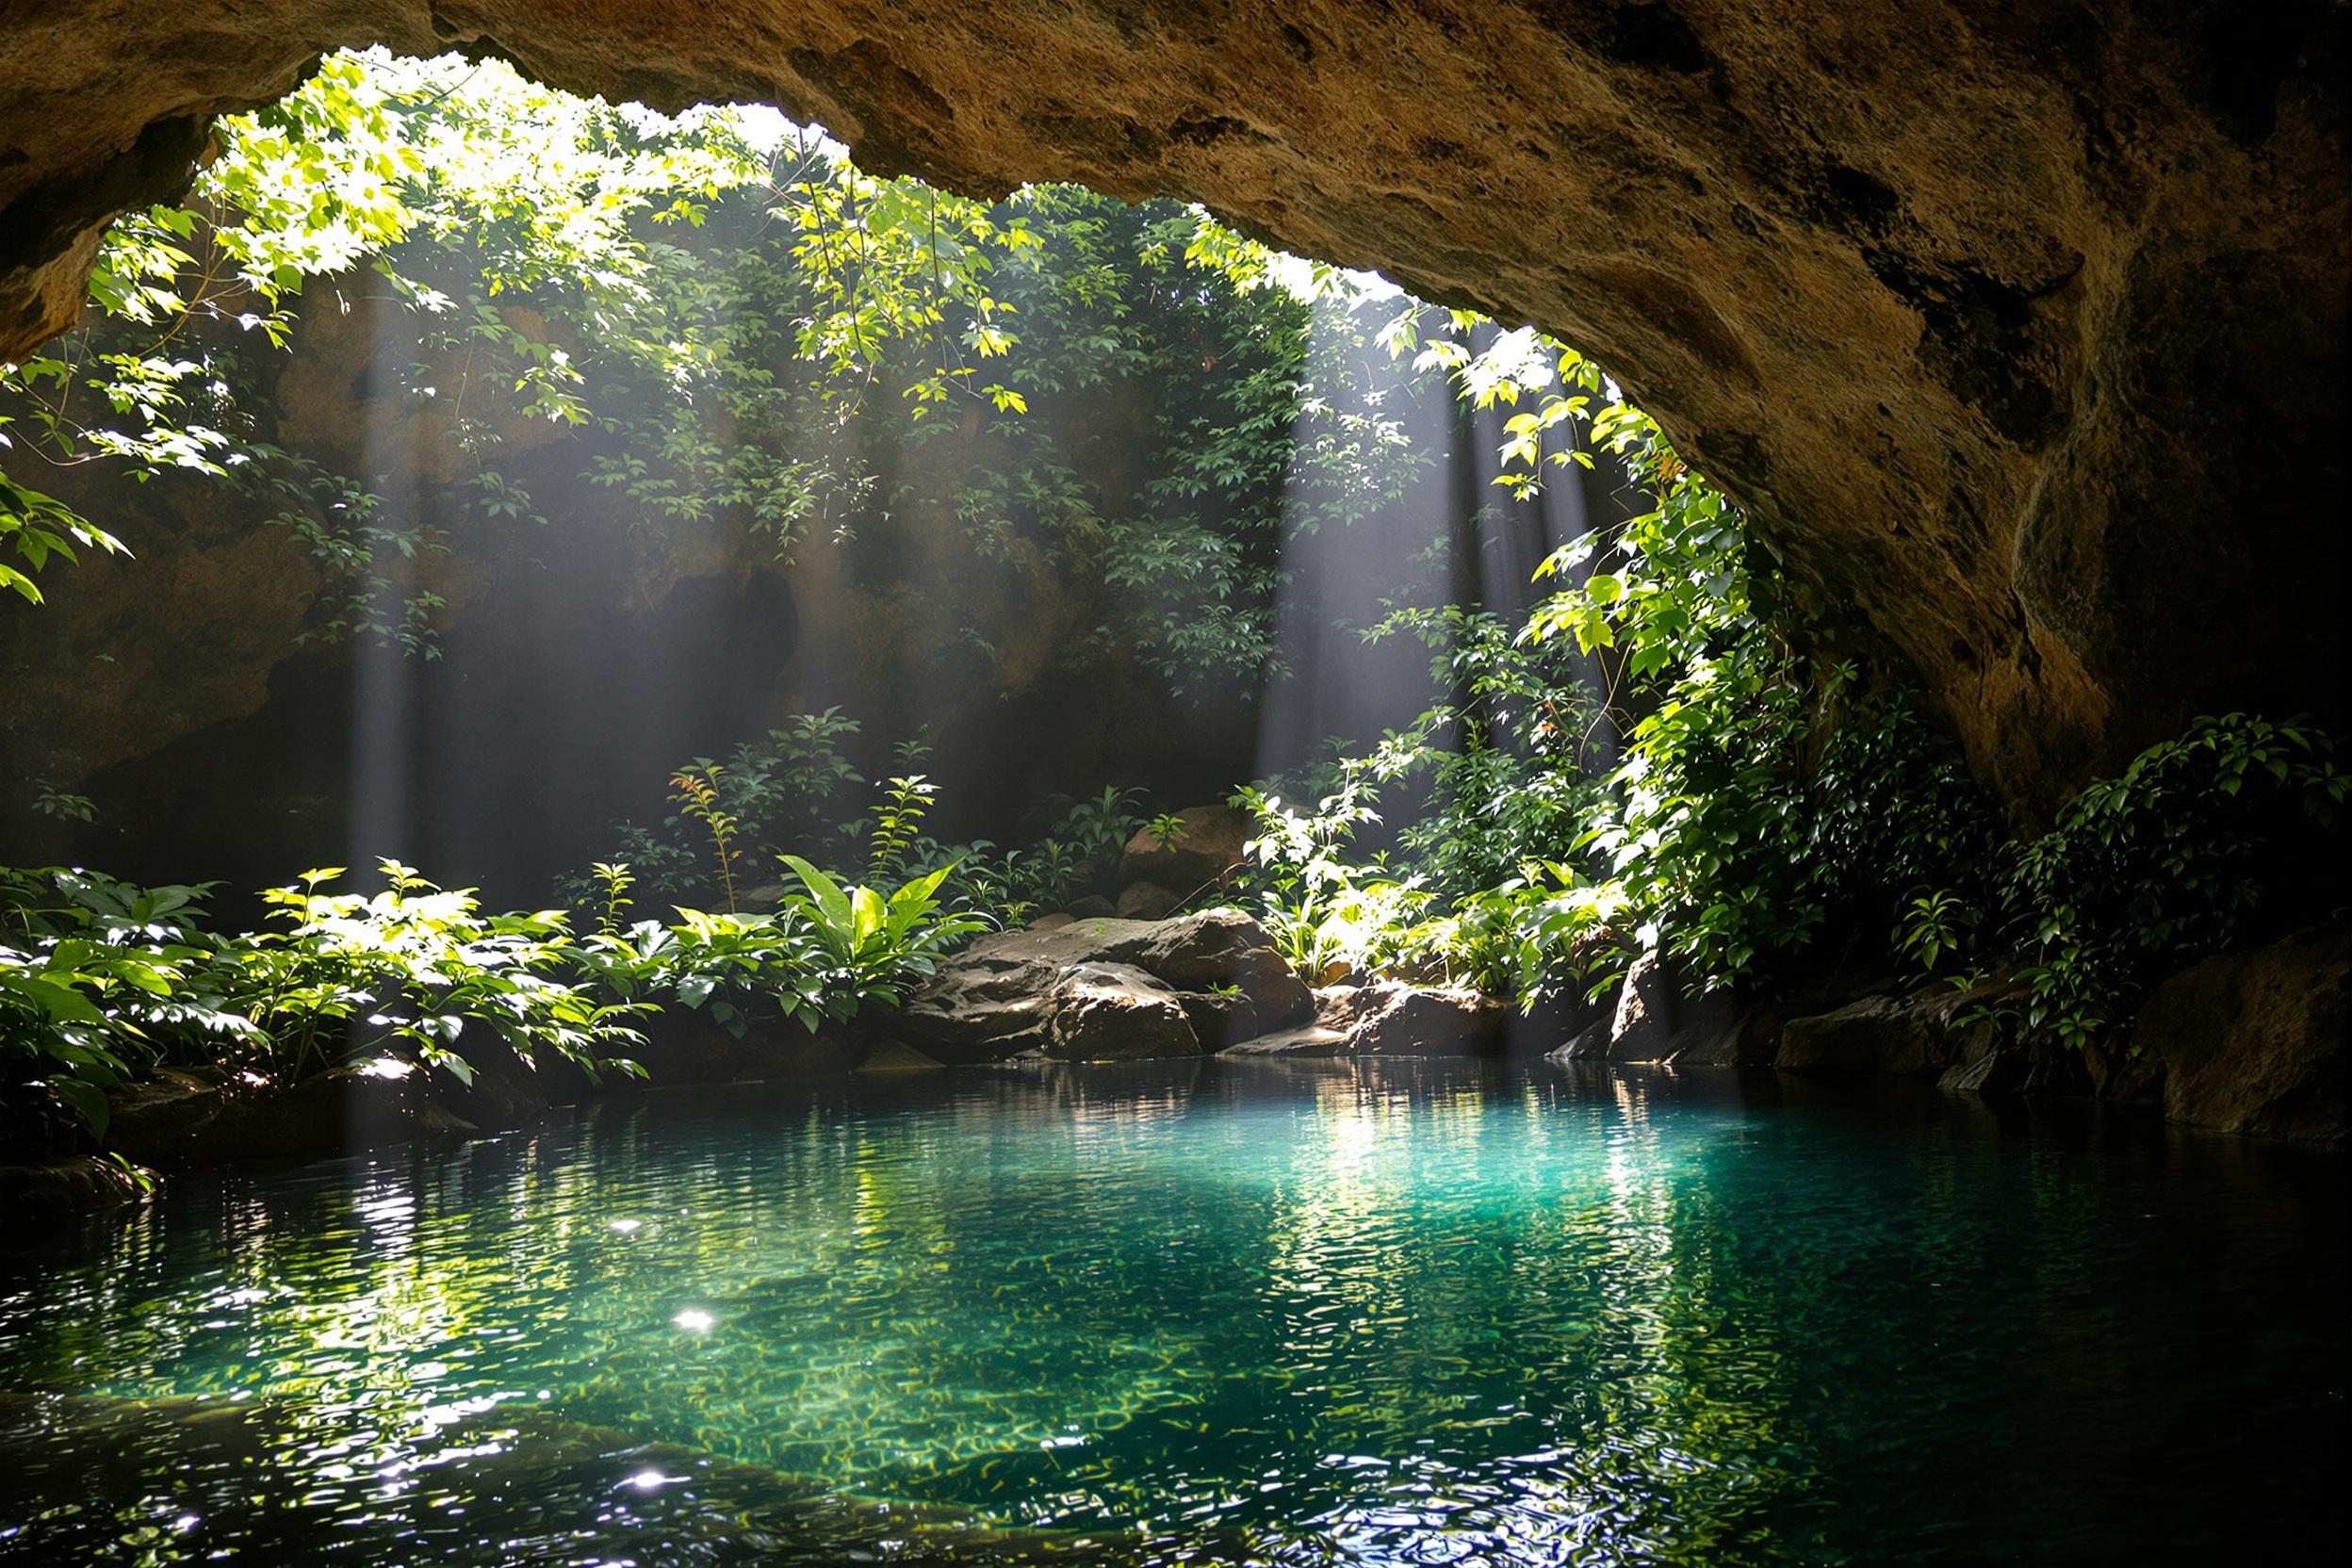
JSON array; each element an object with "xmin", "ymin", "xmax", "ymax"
[{"xmin": 2, "ymin": 1060, "xmax": 2344, "ymax": 1563}]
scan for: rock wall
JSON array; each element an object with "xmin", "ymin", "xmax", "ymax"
[{"xmin": 3, "ymin": 3, "xmax": 2345, "ymax": 820}]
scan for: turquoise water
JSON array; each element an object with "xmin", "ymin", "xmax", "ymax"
[{"xmin": 1, "ymin": 1059, "xmax": 2344, "ymax": 1564}]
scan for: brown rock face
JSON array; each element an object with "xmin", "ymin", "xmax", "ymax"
[
  {"xmin": 2105, "ymin": 924, "xmax": 2350, "ymax": 1143},
  {"xmin": 2, "ymin": 4, "xmax": 2344, "ymax": 814},
  {"xmin": 1119, "ymin": 805, "xmax": 1252, "ymax": 891}
]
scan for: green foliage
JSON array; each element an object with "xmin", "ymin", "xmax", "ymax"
[
  {"xmin": 1972, "ymin": 714, "xmax": 2345, "ymax": 1048},
  {"xmin": 867, "ymin": 774, "xmax": 939, "ymax": 881},
  {"xmin": 0, "ymin": 860, "xmax": 647, "ymax": 1145},
  {"xmin": 0, "ymin": 838, "xmax": 1004, "ymax": 1145},
  {"xmin": 233, "ymin": 860, "xmax": 649, "ymax": 1085},
  {"xmin": 0, "ymin": 472, "xmax": 125, "ymax": 605},
  {"xmin": 779, "ymin": 856, "xmax": 988, "ymax": 1010},
  {"xmin": 667, "ymin": 764, "xmax": 743, "ymax": 914}
]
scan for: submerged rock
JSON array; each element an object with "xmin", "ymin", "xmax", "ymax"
[{"xmin": 2100, "ymin": 924, "xmax": 2349, "ymax": 1143}]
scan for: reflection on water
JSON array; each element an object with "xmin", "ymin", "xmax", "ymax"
[{"xmin": 1, "ymin": 1060, "xmax": 2344, "ymax": 1564}]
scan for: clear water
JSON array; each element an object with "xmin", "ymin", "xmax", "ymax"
[{"xmin": 1, "ymin": 1059, "xmax": 2344, "ymax": 1565}]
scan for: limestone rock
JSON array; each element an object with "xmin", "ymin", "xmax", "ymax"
[
  {"xmin": 1, "ymin": 2, "xmax": 2342, "ymax": 813},
  {"xmin": 1118, "ymin": 805, "xmax": 1252, "ymax": 891},
  {"xmin": 855, "ymin": 1040, "xmax": 948, "ymax": 1073},
  {"xmin": 1772, "ymin": 975, "xmax": 2089, "ymax": 1096},
  {"xmin": 1044, "ymin": 962, "xmax": 1201, "ymax": 1061},
  {"xmin": 2102, "ymin": 924, "xmax": 2349, "ymax": 1142},
  {"xmin": 1775, "ymin": 989, "xmax": 1987, "ymax": 1077},
  {"xmin": 1091, "ymin": 908, "xmax": 1315, "ymax": 1029},
  {"xmin": 1603, "ymin": 954, "xmax": 1739, "ymax": 1063}
]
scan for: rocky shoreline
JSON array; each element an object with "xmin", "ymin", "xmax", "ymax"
[{"xmin": 7, "ymin": 910, "xmax": 2343, "ymax": 1228}]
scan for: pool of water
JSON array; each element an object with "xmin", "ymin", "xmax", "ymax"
[{"xmin": 1, "ymin": 1059, "xmax": 2344, "ymax": 1564}]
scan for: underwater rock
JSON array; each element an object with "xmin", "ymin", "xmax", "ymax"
[
  {"xmin": 2099, "ymin": 923, "xmax": 2349, "ymax": 1143},
  {"xmin": 1118, "ymin": 804, "xmax": 1252, "ymax": 891},
  {"xmin": 1044, "ymin": 962, "xmax": 1202, "ymax": 1060}
]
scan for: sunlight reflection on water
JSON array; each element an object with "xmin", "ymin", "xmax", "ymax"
[{"xmin": 0, "ymin": 1059, "xmax": 2344, "ymax": 1565}]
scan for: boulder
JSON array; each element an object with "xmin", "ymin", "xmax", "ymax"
[
  {"xmin": 1775, "ymin": 989, "xmax": 1984, "ymax": 1077},
  {"xmin": 1177, "ymin": 988, "xmax": 1259, "ymax": 1051},
  {"xmin": 1350, "ymin": 982, "xmax": 1508, "ymax": 1056},
  {"xmin": 899, "ymin": 909, "xmax": 1310, "ymax": 1063},
  {"xmin": 1065, "ymin": 894, "xmax": 1118, "ymax": 920},
  {"xmin": 2099, "ymin": 924, "xmax": 2349, "ymax": 1142},
  {"xmin": 1118, "ymin": 805, "xmax": 1253, "ymax": 891},
  {"xmin": 1044, "ymin": 963, "xmax": 1202, "ymax": 1060},
  {"xmin": 1092, "ymin": 909, "xmax": 1315, "ymax": 1029},
  {"xmin": 1602, "ymin": 953, "xmax": 1740, "ymax": 1063},
  {"xmin": 1115, "ymin": 880, "xmax": 1180, "ymax": 920},
  {"xmin": 855, "ymin": 1041, "xmax": 948, "ymax": 1074},
  {"xmin": 1772, "ymin": 974, "xmax": 2090, "ymax": 1094}
]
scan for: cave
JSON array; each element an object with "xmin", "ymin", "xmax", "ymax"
[
  {"xmin": 0, "ymin": 6, "xmax": 2346, "ymax": 1562},
  {"xmin": 5, "ymin": 2, "xmax": 2346, "ymax": 815}
]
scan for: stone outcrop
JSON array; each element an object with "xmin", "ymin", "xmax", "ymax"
[
  {"xmin": 890, "ymin": 910, "xmax": 1511, "ymax": 1064},
  {"xmin": 2098, "ymin": 924, "xmax": 2349, "ymax": 1143},
  {"xmin": 2, "ymin": 3, "xmax": 2344, "ymax": 817}
]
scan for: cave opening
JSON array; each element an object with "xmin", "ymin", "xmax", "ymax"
[{"xmin": 0, "ymin": 18, "xmax": 2344, "ymax": 1566}]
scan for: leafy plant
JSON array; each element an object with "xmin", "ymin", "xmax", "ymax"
[
  {"xmin": 668, "ymin": 765, "xmax": 743, "ymax": 914},
  {"xmin": 779, "ymin": 855, "xmax": 988, "ymax": 1013}
]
